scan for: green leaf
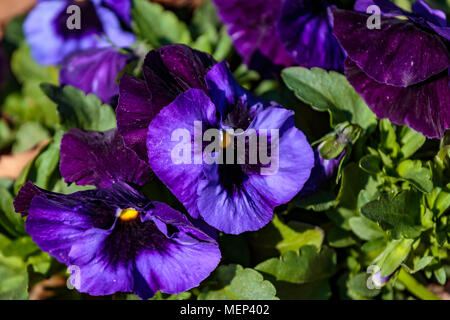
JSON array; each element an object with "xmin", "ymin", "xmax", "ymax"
[
  {"xmin": 347, "ymin": 273, "xmax": 381, "ymax": 299},
  {"xmin": 396, "ymin": 160, "xmax": 433, "ymax": 193},
  {"xmin": 27, "ymin": 252, "xmax": 52, "ymax": 275},
  {"xmin": 293, "ymin": 189, "xmax": 337, "ymax": 212},
  {"xmin": 198, "ymin": 264, "xmax": 278, "ymax": 300},
  {"xmin": 191, "ymin": 0, "xmax": 220, "ymax": 45},
  {"xmin": 12, "ymin": 122, "xmax": 49, "ymax": 153},
  {"xmin": 0, "ymin": 187, "xmax": 26, "ymax": 237},
  {"xmin": 132, "ymin": 0, "xmax": 191, "ymax": 47},
  {"xmin": 255, "ymin": 246, "xmax": 336, "ymax": 284},
  {"xmin": 359, "ymin": 154, "xmax": 381, "ymax": 175},
  {"xmin": 270, "ymin": 279, "xmax": 331, "ymax": 300},
  {"xmin": 337, "ymin": 163, "xmax": 370, "ymax": 212},
  {"xmin": 349, "ymin": 216, "xmax": 385, "ymax": 241},
  {"xmin": 327, "ymin": 226, "xmax": 357, "ymax": 248},
  {"xmin": 361, "ymin": 191, "xmax": 423, "ymax": 239},
  {"xmin": 11, "ymin": 43, "xmax": 58, "ymax": 84},
  {"xmin": 0, "ymin": 252, "xmax": 29, "ymax": 299},
  {"xmin": 248, "ymin": 215, "xmax": 324, "ymax": 262},
  {"xmin": 281, "ymin": 67, "xmax": 376, "ymax": 130},
  {"xmin": 41, "ymin": 84, "xmax": 116, "ymax": 131},
  {"xmin": 398, "ymin": 127, "xmax": 426, "ymax": 159},
  {"xmin": 412, "ymin": 256, "xmax": 433, "ymax": 273},
  {"xmin": 375, "ymin": 239, "xmax": 414, "ymax": 277},
  {"xmin": 379, "ymin": 119, "xmax": 399, "ymax": 158},
  {"xmin": 150, "ymin": 291, "xmax": 192, "ymax": 300},
  {"xmin": 434, "ymin": 266, "xmax": 446, "ymax": 285},
  {"xmin": 34, "ymin": 131, "xmax": 63, "ymax": 189},
  {"xmin": 2, "ymin": 237, "xmax": 39, "ymax": 258},
  {"xmin": 5, "ymin": 43, "xmax": 59, "ymax": 127}
]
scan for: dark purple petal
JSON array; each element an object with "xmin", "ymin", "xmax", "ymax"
[
  {"xmin": 117, "ymin": 45, "xmax": 216, "ymax": 159},
  {"xmin": 213, "ymin": 0, "xmax": 295, "ymax": 66},
  {"xmin": 20, "ymin": 183, "xmax": 124, "ymax": 264},
  {"xmin": 135, "ymin": 202, "xmax": 220, "ymax": 295},
  {"xmin": 355, "ymin": 0, "xmax": 450, "ymax": 41},
  {"xmin": 142, "ymin": 44, "xmax": 216, "ymax": 108},
  {"xmin": 116, "ymin": 74, "xmax": 155, "ymax": 160},
  {"xmin": 60, "ymin": 47, "xmax": 129, "ymax": 103},
  {"xmin": 147, "ymin": 89, "xmax": 218, "ymax": 219},
  {"xmin": 60, "ymin": 128, "xmax": 152, "ymax": 188},
  {"xmin": 332, "ymin": 8, "xmax": 450, "ymax": 87},
  {"xmin": 19, "ymin": 181, "xmax": 220, "ymax": 299},
  {"xmin": 345, "ymin": 58, "xmax": 450, "ymax": 138},
  {"xmin": 14, "ymin": 182, "xmax": 42, "ymax": 217},
  {"xmin": 205, "ymin": 61, "xmax": 267, "ymax": 119},
  {"xmin": 277, "ymin": 0, "xmax": 346, "ymax": 71}
]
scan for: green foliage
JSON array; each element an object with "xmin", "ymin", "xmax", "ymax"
[
  {"xmin": 199, "ymin": 264, "xmax": 278, "ymax": 300},
  {"xmin": 255, "ymin": 246, "xmax": 336, "ymax": 284},
  {"xmin": 4, "ymin": 44, "xmax": 59, "ymax": 127},
  {"xmin": 0, "ymin": 252, "xmax": 29, "ymax": 300},
  {"xmin": 282, "ymin": 67, "xmax": 377, "ymax": 130},
  {"xmin": 132, "ymin": 0, "xmax": 191, "ymax": 47},
  {"xmin": 361, "ymin": 191, "xmax": 423, "ymax": 239},
  {"xmin": 248, "ymin": 215, "xmax": 324, "ymax": 261},
  {"xmin": 40, "ymin": 84, "xmax": 116, "ymax": 131}
]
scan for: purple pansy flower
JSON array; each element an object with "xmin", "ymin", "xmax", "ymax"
[
  {"xmin": 213, "ymin": 0, "xmax": 345, "ymax": 71},
  {"xmin": 116, "ymin": 44, "xmax": 216, "ymax": 160},
  {"xmin": 14, "ymin": 128, "xmax": 221, "ymax": 299},
  {"xmin": 332, "ymin": 0, "xmax": 450, "ymax": 138},
  {"xmin": 60, "ymin": 47, "xmax": 130, "ymax": 103},
  {"xmin": 24, "ymin": 0, "xmax": 135, "ymax": 65},
  {"xmin": 277, "ymin": 0, "xmax": 346, "ymax": 71},
  {"xmin": 146, "ymin": 61, "xmax": 314, "ymax": 234}
]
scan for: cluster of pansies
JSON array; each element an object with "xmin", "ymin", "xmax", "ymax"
[{"xmin": 0, "ymin": 0, "xmax": 449, "ymax": 300}]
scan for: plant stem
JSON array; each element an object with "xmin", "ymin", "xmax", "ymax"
[{"xmin": 398, "ymin": 269, "xmax": 441, "ymax": 300}]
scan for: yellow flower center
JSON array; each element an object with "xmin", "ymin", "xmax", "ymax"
[
  {"xmin": 220, "ymin": 131, "xmax": 232, "ymax": 149},
  {"xmin": 119, "ymin": 208, "xmax": 139, "ymax": 222}
]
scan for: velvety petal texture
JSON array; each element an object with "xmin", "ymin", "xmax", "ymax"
[
  {"xmin": 277, "ymin": 0, "xmax": 346, "ymax": 71},
  {"xmin": 332, "ymin": 8, "xmax": 450, "ymax": 87},
  {"xmin": 60, "ymin": 128, "xmax": 152, "ymax": 188},
  {"xmin": 147, "ymin": 89, "xmax": 218, "ymax": 219},
  {"xmin": 345, "ymin": 59, "xmax": 450, "ymax": 138},
  {"xmin": 117, "ymin": 45, "xmax": 216, "ymax": 160},
  {"xmin": 14, "ymin": 181, "xmax": 220, "ymax": 299},
  {"xmin": 332, "ymin": 4, "xmax": 450, "ymax": 138},
  {"xmin": 24, "ymin": 0, "xmax": 135, "ymax": 65},
  {"xmin": 60, "ymin": 47, "xmax": 129, "ymax": 103},
  {"xmin": 147, "ymin": 62, "xmax": 314, "ymax": 234},
  {"xmin": 213, "ymin": 0, "xmax": 295, "ymax": 67}
]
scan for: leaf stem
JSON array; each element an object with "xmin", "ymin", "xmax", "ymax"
[{"xmin": 398, "ymin": 269, "xmax": 441, "ymax": 300}]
